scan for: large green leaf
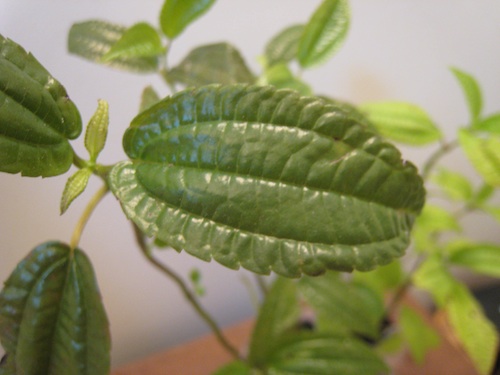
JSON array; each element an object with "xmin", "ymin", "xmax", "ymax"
[
  {"xmin": 0, "ymin": 242, "xmax": 110, "ymax": 375},
  {"xmin": 68, "ymin": 20, "xmax": 159, "ymax": 72},
  {"xmin": 298, "ymin": 0, "xmax": 350, "ymax": 68},
  {"xmin": 0, "ymin": 35, "xmax": 82, "ymax": 177},
  {"xmin": 160, "ymin": 0, "xmax": 216, "ymax": 39},
  {"xmin": 167, "ymin": 43, "xmax": 255, "ymax": 87},
  {"xmin": 110, "ymin": 84, "xmax": 425, "ymax": 277},
  {"xmin": 264, "ymin": 24, "xmax": 305, "ymax": 67}
]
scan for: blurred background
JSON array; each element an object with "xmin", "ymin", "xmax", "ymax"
[{"xmin": 1, "ymin": 0, "xmax": 499, "ymax": 368}]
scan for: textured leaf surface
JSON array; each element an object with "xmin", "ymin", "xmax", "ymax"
[
  {"xmin": 110, "ymin": 84, "xmax": 425, "ymax": 277},
  {"xmin": 60, "ymin": 167, "xmax": 92, "ymax": 214},
  {"xmin": 265, "ymin": 24, "xmax": 305, "ymax": 66},
  {"xmin": 68, "ymin": 20, "xmax": 159, "ymax": 72},
  {"xmin": 0, "ymin": 242, "xmax": 110, "ymax": 375},
  {"xmin": 160, "ymin": 0, "xmax": 216, "ymax": 39},
  {"xmin": 168, "ymin": 43, "xmax": 255, "ymax": 87},
  {"xmin": 0, "ymin": 35, "xmax": 82, "ymax": 177},
  {"xmin": 84, "ymin": 99, "xmax": 109, "ymax": 162}
]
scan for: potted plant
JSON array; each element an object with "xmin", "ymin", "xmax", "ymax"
[{"xmin": 1, "ymin": 1, "xmax": 499, "ymax": 374}]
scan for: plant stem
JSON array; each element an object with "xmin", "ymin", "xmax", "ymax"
[
  {"xmin": 70, "ymin": 184, "xmax": 109, "ymax": 250},
  {"xmin": 132, "ymin": 224, "xmax": 241, "ymax": 360},
  {"xmin": 421, "ymin": 139, "xmax": 459, "ymax": 180}
]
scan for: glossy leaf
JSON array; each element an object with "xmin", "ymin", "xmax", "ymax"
[
  {"xmin": 102, "ymin": 22, "xmax": 164, "ymax": 62},
  {"xmin": 265, "ymin": 24, "xmax": 305, "ymax": 67},
  {"xmin": 267, "ymin": 333, "xmax": 388, "ymax": 375},
  {"xmin": 432, "ymin": 168, "xmax": 473, "ymax": 202},
  {"xmin": 0, "ymin": 242, "xmax": 110, "ymax": 375},
  {"xmin": 110, "ymin": 84, "xmax": 425, "ymax": 277},
  {"xmin": 60, "ymin": 167, "xmax": 92, "ymax": 214},
  {"xmin": 298, "ymin": 0, "xmax": 350, "ymax": 68},
  {"xmin": 139, "ymin": 85, "xmax": 161, "ymax": 112},
  {"xmin": 448, "ymin": 242, "xmax": 500, "ymax": 277},
  {"xmin": 85, "ymin": 99, "xmax": 109, "ymax": 162},
  {"xmin": 160, "ymin": 0, "xmax": 216, "ymax": 39},
  {"xmin": 459, "ymin": 129, "xmax": 500, "ymax": 186},
  {"xmin": 167, "ymin": 43, "xmax": 255, "ymax": 87},
  {"xmin": 0, "ymin": 34, "xmax": 82, "ymax": 177},
  {"xmin": 360, "ymin": 102, "xmax": 442, "ymax": 145},
  {"xmin": 299, "ymin": 272, "xmax": 384, "ymax": 339},
  {"xmin": 450, "ymin": 67, "xmax": 482, "ymax": 124},
  {"xmin": 68, "ymin": 20, "xmax": 159, "ymax": 72}
]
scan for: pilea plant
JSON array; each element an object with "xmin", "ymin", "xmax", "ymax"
[{"xmin": 1, "ymin": 1, "xmax": 499, "ymax": 374}]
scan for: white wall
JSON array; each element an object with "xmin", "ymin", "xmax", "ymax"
[{"xmin": 1, "ymin": 0, "xmax": 499, "ymax": 368}]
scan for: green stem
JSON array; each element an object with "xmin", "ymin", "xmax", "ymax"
[
  {"xmin": 70, "ymin": 184, "xmax": 109, "ymax": 251},
  {"xmin": 132, "ymin": 224, "xmax": 241, "ymax": 360},
  {"xmin": 421, "ymin": 139, "xmax": 459, "ymax": 180}
]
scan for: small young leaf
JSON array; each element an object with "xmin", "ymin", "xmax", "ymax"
[
  {"xmin": 260, "ymin": 63, "xmax": 312, "ymax": 95},
  {"xmin": 264, "ymin": 24, "xmax": 305, "ymax": 67},
  {"xmin": 431, "ymin": 168, "xmax": 473, "ymax": 202},
  {"xmin": 360, "ymin": 102, "xmax": 442, "ymax": 145},
  {"xmin": 139, "ymin": 86, "xmax": 161, "ymax": 112},
  {"xmin": 474, "ymin": 113, "xmax": 500, "ymax": 134},
  {"xmin": 298, "ymin": 0, "xmax": 350, "ymax": 68},
  {"xmin": 68, "ymin": 20, "xmax": 159, "ymax": 72},
  {"xmin": 160, "ymin": 0, "xmax": 216, "ymax": 39},
  {"xmin": 102, "ymin": 22, "xmax": 164, "ymax": 62},
  {"xmin": 399, "ymin": 306, "xmax": 440, "ymax": 364},
  {"xmin": 448, "ymin": 242, "xmax": 500, "ymax": 277},
  {"xmin": 459, "ymin": 129, "xmax": 500, "ymax": 186},
  {"xmin": 85, "ymin": 99, "xmax": 109, "ymax": 162},
  {"xmin": 0, "ymin": 242, "xmax": 110, "ymax": 375},
  {"xmin": 450, "ymin": 67, "xmax": 483, "ymax": 124},
  {"xmin": 189, "ymin": 268, "xmax": 206, "ymax": 297},
  {"xmin": 0, "ymin": 34, "xmax": 82, "ymax": 177},
  {"xmin": 60, "ymin": 167, "xmax": 92, "ymax": 214},
  {"xmin": 167, "ymin": 43, "xmax": 255, "ymax": 87}
]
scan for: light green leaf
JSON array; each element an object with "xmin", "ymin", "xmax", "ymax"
[
  {"xmin": 448, "ymin": 242, "xmax": 500, "ymax": 277},
  {"xmin": 459, "ymin": 129, "xmax": 500, "ymax": 186},
  {"xmin": 445, "ymin": 284, "xmax": 498, "ymax": 375},
  {"xmin": 248, "ymin": 277, "xmax": 300, "ymax": 367},
  {"xmin": 399, "ymin": 306, "xmax": 440, "ymax": 364},
  {"xmin": 450, "ymin": 67, "xmax": 483, "ymax": 124},
  {"xmin": 260, "ymin": 63, "xmax": 312, "ymax": 96},
  {"xmin": 484, "ymin": 206, "xmax": 500, "ymax": 223},
  {"xmin": 160, "ymin": 0, "xmax": 216, "ymax": 39},
  {"xmin": 0, "ymin": 34, "xmax": 82, "ymax": 177},
  {"xmin": 265, "ymin": 24, "xmax": 305, "ymax": 67},
  {"xmin": 360, "ymin": 102, "xmax": 442, "ymax": 145},
  {"xmin": 473, "ymin": 183, "xmax": 495, "ymax": 206},
  {"xmin": 298, "ymin": 0, "xmax": 350, "ymax": 68},
  {"xmin": 0, "ymin": 242, "xmax": 110, "ymax": 375},
  {"xmin": 354, "ymin": 260, "xmax": 404, "ymax": 295},
  {"xmin": 68, "ymin": 20, "xmax": 159, "ymax": 72},
  {"xmin": 299, "ymin": 272, "xmax": 385, "ymax": 339},
  {"xmin": 474, "ymin": 113, "xmax": 500, "ymax": 134},
  {"xmin": 109, "ymin": 84, "xmax": 425, "ymax": 277},
  {"xmin": 85, "ymin": 99, "xmax": 109, "ymax": 162},
  {"xmin": 212, "ymin": 361, "xmax": 251, "ymax": 375},
  {"xmin": 431, "ymin": 168, "xmax": 473, "ymax": 202},
  {"xmin": 139, "ymin": 86, "xmax": 161, "ymax": 112},
  {"xmin": 102, "ymin": 22, "xmax": 164, "ymax": 62},
  {"xmin": 189, "ymin": 268, "xmax": 206, "ymax": 297},
  {"xmin": 167, "ymin": 43, "xmax": 255, "ymax": 87},
  {"xmin": 60, "ymin": 168, "xmax": 92, "ymax": 214}
]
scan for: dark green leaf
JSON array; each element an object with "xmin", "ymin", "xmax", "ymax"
[
  {"xmin": 360, "ymin": 102, "xmax": 442, "ymax": 145},
  {"xmin": 298, "ymin": 0, "xmax": 350, "ymax": 68},
  {"xmin": 110, "ymin": 84, "xmax": 425, "ymax": 277},
  {"xmin": 60, "ymin": 167, "xmax": 92, "ymax": 214},
  {"xmin": 299, "ymin": 272, "xmax": 385, "ymax": 339},
  {"xmin": 265, "ymin": 24, "xmax": 305, "ymax": 66},
  {"xmin": 448, "ymin": 242, "xmax": 500, "ymax": 277},
  {"xmin": 450, "ymin": 67, "xmax": 482, "ymax": 124},
  {"xmin": 0, "ymin": 35, "xmax": 82, "ymax": 177},
  {"xmin": 85, "ymin": 99, "xmax": 109, "ymax": 163},
  {"xmin": 267, "ymin": 333, "xmax": 388, "ymax": 375},
  {"xmin": 68, "ymin": 20, "xmax": 159, "ymax": 72},
  {"xmin": 139, "ymin": 85, "xmax": 161, "ymax": 112},
  {"xmin": 160, "ymin": 0, "xmax": 216, "ymax": 39},
  {"xmin": 432, "ymin": 168, "xmax": 473, "ymax": 202},
  {"xmin": 0, "ymin": 242, "xmax": 110, "ymax": 375},
  {"xmin": 168, "ymin": 43, "xmax": 255, "ymax": 87},
  {"xmin": 212, "ymin": 361, "xmax": 251, "ymax": 375},
  {"xmin": 248, "ymin": 277, "xmax": 300, "ymax": 367},
  {"xmin": 474, "ymin": 113, "xmax": 500, "ymax": 134},
  {"xmin": 102, "ymin": 22, "xmax": 164, "ymax": 62}
]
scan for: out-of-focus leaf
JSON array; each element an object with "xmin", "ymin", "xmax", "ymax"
[
  {"xmin": 360, "ymin": 102, "xmax": 442, "ymax": 145},
  {"xmin": 354, "ymin": 260, "xmax": 404, "ymax": 295},
  {"xmin": 448, "ymin": 242, "xmax": 500, "ymax": 277},
  {"xmin": 168, "ymin": 43, "xmax": 255, "ymax": 87},
  {"xmin": 102, "ymin": 22, "xmax": 164, "ymax": 62},
  {"xmin": 60, "ymin": 167, "xmax": 92, "ymax": 214},
  {"xmin": 450, "ymin": 67, "xmax": 482, "ymax": 124},
  {"xmin": 399, "ymin": 306, "xmax": 440, "ymax": 364},
  {"xmin": 474, "ymin": 113, "xmax": 500, "ymax": 134},
  {"xmin": 139, "ymin": 86, "xmax": 161, "ymax": 112},
  {"xmin": 459, "ymin": 129, "xmax": 500, "ymax": 186},
  {"xmin": 412, "ymin": 254, "xmax": 456, "ymax": 306},
  {"xmin": 211, "ymin": 361, "xmax": 251, "ymax": 375},
  {"xmin": 85, "ymin": 99, "xmax": 109, "ymax": 162},
  {"xmin": 260, "ymin": 63, "xmax": 312, "ymax": 95},
  {"xmin": 298, "ymin": 0, "xmax": 350, "ymax": 68},
  {"xmin": 0, "ymin": 34, "xmax": 82, "ymax": 177},
  {"xmin": 68, "ymin": 20, "xmax": 159, "ymax": 72},
  {"xmin": 160, "ymin": 0, "xmax": 216, "ymax": 39},
  {"xmin": 473, "ymin": 184, "xmax": 495, "ymax": 206},
  {"xmin": 109, "ymin": 84, "xmax": 425, "ymax": 277},
  {"xmin": 0, "ymin": 242, "xmax": 110, "ymax": 375},
  {"xmin": 265, "ymin": 24, "xmax": 305, "ymax": 66},
  {"xmin": 431, "ymin": 168, "xmax": 473, "ymax": 202}
]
